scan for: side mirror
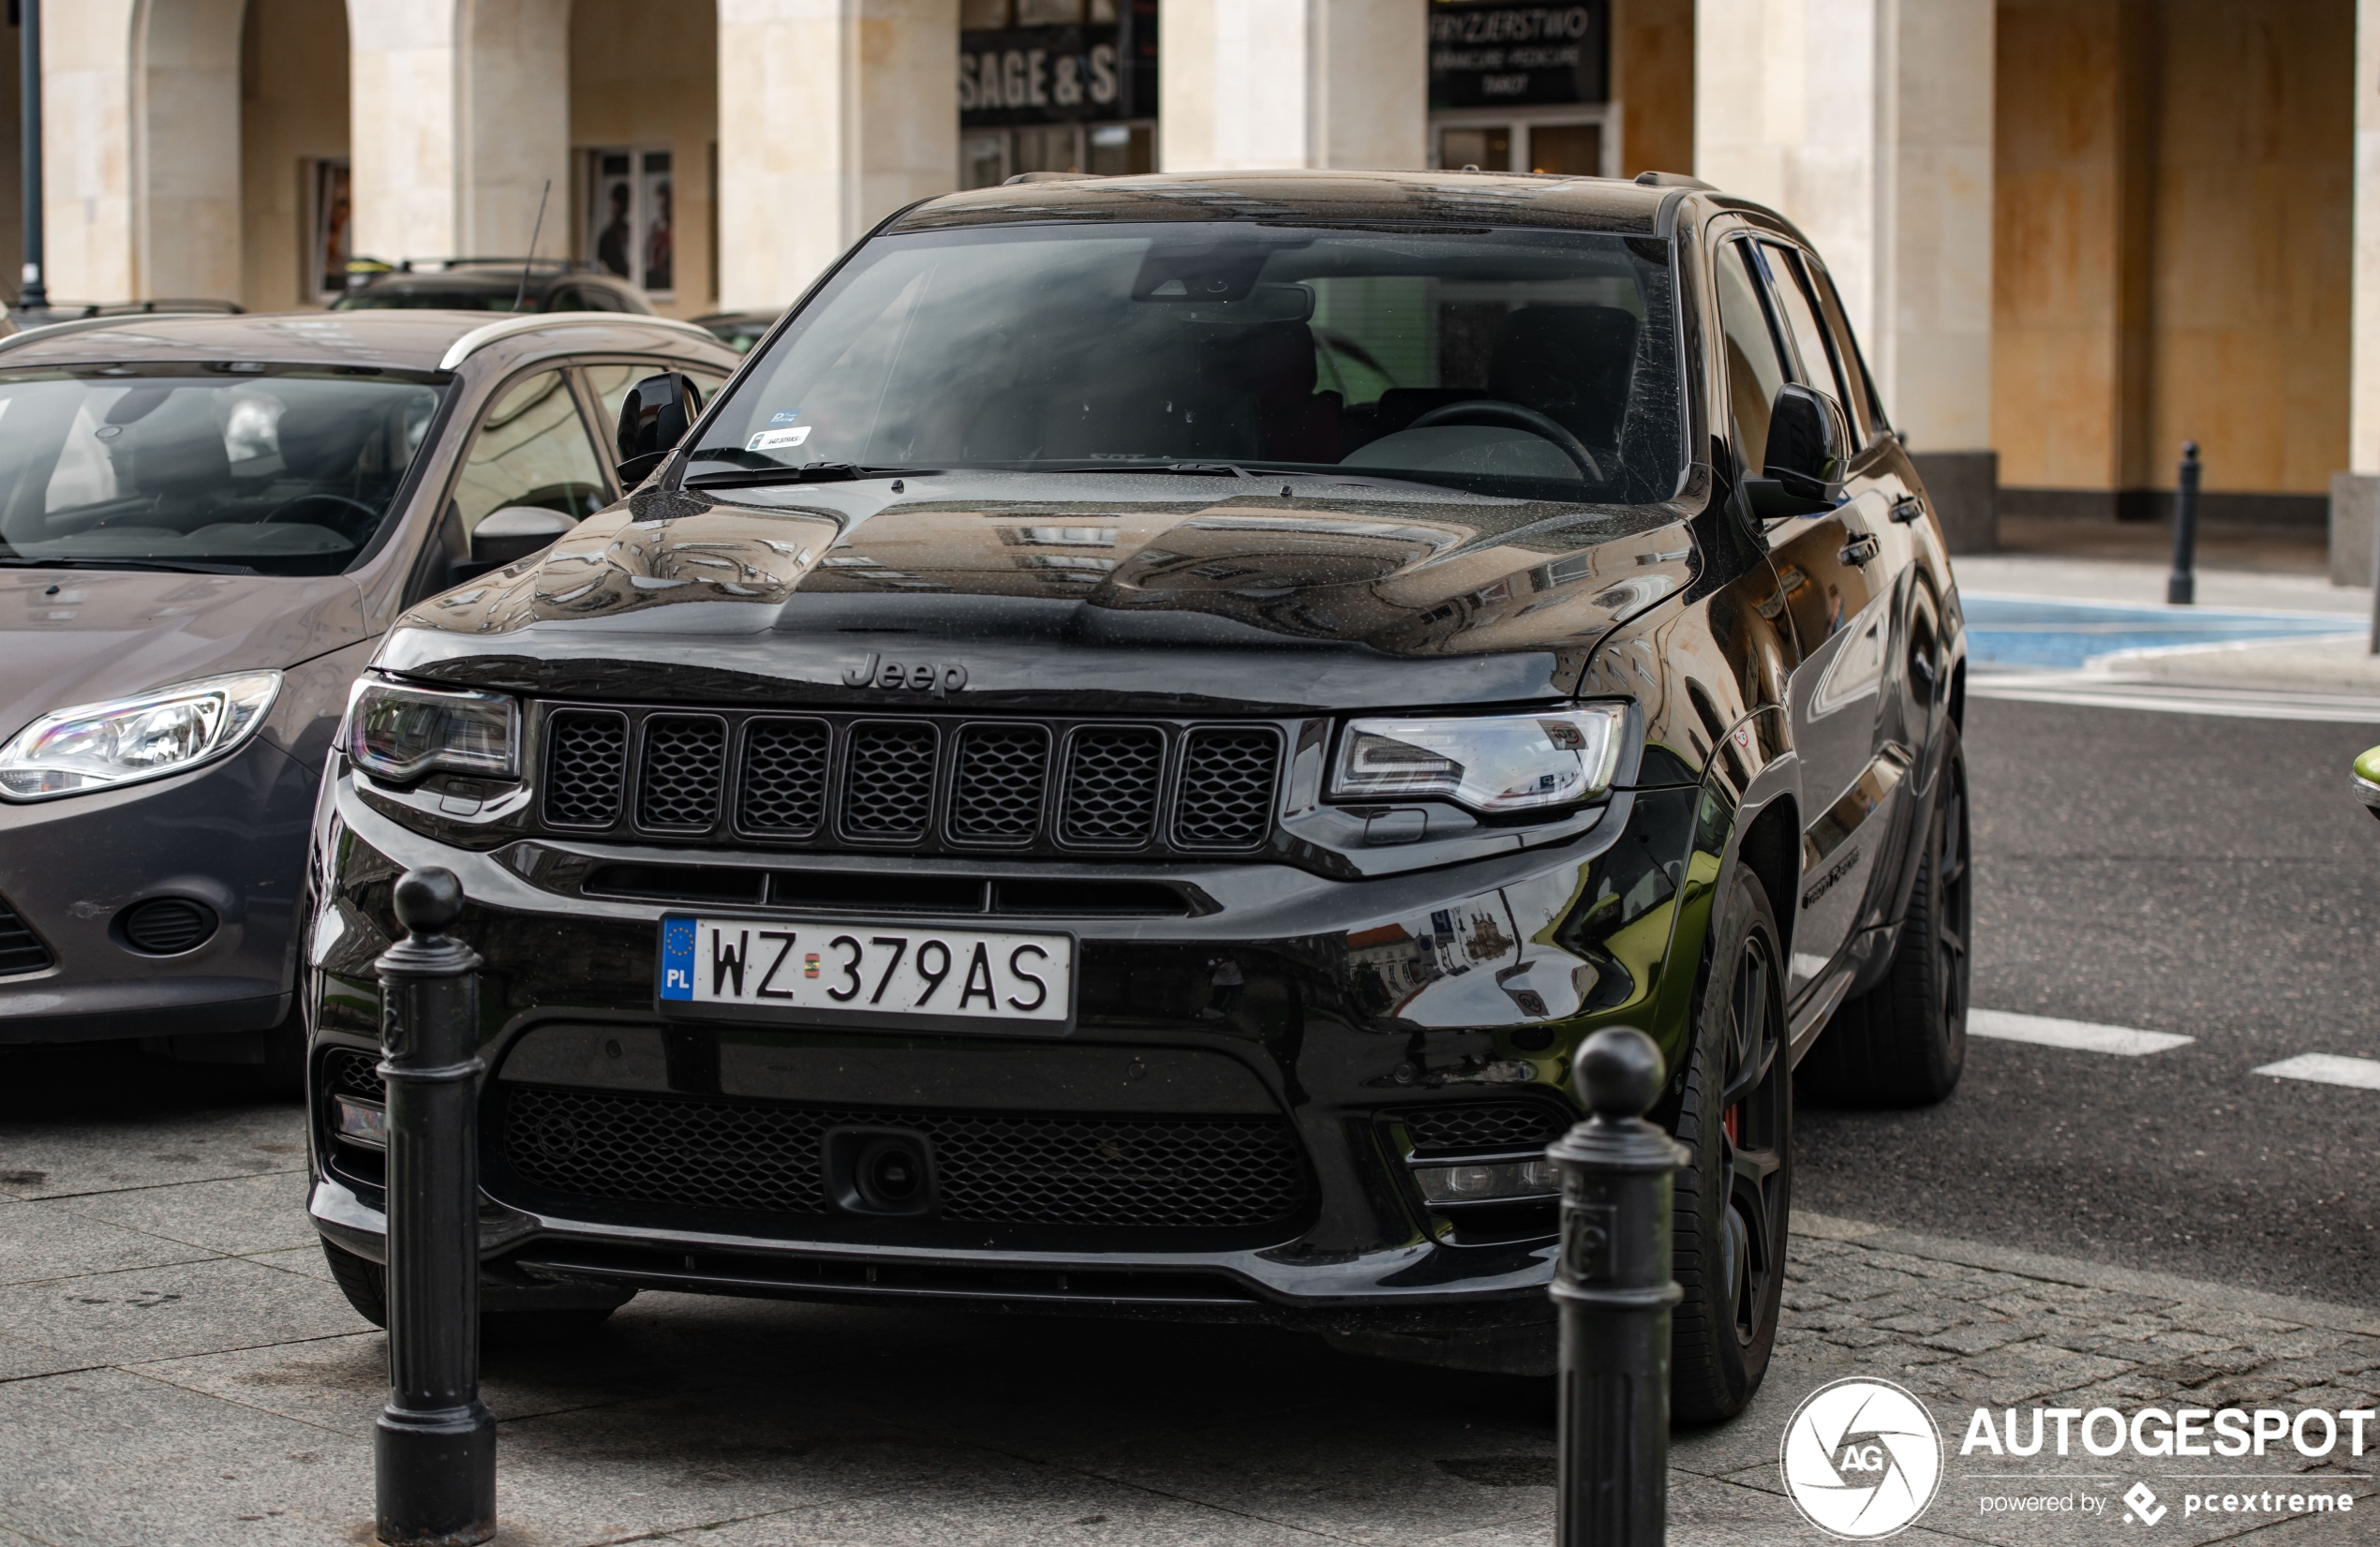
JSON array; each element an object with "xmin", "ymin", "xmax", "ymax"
[
  {"xmin": 1749, "ymin": 383, "xmax": 1850, "ymax": 518},
  {"xmin": 469, "ymin": 504, "xmax": 575, "ymax": 569},
  {"xmin": 616, "ymin": 371, "xmax": 703, "ymax": 486}
]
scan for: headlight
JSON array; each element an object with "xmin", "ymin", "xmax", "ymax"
[
  {"xmin": 1331, "ymin": 706, "xmax": 1626, "ymax": 813},
  {"xmin": 347, "ymin": 679, "xmax": 519, "ymax": 783},
  {"xmin": 0, "ymin": 671, "xmax": 281, "ymax": 800}
]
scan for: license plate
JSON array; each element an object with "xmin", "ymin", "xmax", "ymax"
[{"xmin": 657, "ymin": 915, "xmax": 1073, "ymax": 1029}]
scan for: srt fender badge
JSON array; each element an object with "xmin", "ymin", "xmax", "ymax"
[{"xmin": 842, "ymin": 652, "xmax": 968, "ymax": 695}]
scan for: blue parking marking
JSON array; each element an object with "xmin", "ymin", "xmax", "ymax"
[
  {"xmin": 659, "ymin": 915, "xmax": 697, "ymax": 1000},
  {"xmin": 1962, "ymin": 594, "xmax": 2358, "ymax": 672}
]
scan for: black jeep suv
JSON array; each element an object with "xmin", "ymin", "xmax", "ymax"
[{"xmin": 305, "ymin": 170, "xmax": 1969, "ymax": 1421}]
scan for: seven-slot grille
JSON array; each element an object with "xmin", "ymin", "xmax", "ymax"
[{"xmin": 534, "ymin": 706, "xmax": 1285, "ymax": 857}]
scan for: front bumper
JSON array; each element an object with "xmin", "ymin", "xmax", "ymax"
[
  {"xmin": 305, "ymin": 758, "xmax": 1712, "ymax": 1331},
  {"xmin": 0, "ymin": 736, "xmax": 318, "ymax": 1045}
]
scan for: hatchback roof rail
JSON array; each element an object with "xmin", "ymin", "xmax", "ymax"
[
  {"xmin": 396, "ymin": 257, "xmax": 603, "ymax": 274},
  {"xmin": 437, "ymin": 313, "xmax": 727, "ymax": 372}
]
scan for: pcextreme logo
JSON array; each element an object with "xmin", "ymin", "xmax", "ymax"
[{"xmin": 1779, "ymin": 1377, "xmax": 1946, "ymax": 1540}]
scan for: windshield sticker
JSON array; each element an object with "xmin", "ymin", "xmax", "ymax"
[
  {"xmin": 747, "ymin": 425, "xmax": 812, "ymax": 452},
  {"xmin": 767, "ymin": 409, "xmax": 804, "ymax": 425}
]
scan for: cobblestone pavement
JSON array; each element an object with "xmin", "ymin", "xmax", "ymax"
[{"xmin": 2, "ymin": 1100, "xmax": 2374, "ymax": 1545}]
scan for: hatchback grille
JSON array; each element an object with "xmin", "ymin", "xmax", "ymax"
[
  {"xmin": 500, "ymin": 1085, "xmax": 1310, "ymax": 1231},
  {"xmin": 535, "ymin": 706, "xmax": 1281, "ymax": 856},
  {"xmin": 1396, "ymin": 1100, "xmax": 1572, "ymax": 1154},
  {"xmin": 0, "ymin": 893, "xmax": 54, "ymax": 976}
]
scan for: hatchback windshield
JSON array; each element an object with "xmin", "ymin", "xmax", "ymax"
[
  {"xmin": 688, "ymin": 222, "xmax": 1683, "ymax": 504},
  {"xmin": 0, "ymin": 367, "xmax": 443, "ymax": 576}
]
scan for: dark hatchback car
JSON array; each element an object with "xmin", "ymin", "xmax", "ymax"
[
  {"xmin": 305, "ymin": 171, "xmax": 1969, "ymax": 1419},
  {"xmin": 335, "ymin": 260, "xmax": 655, "ymax": 316},
  {"xmin": 0, "ymin": 309, "xmax": 737, "ymax": 1072}
]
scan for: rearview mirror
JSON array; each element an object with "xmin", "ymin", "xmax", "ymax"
[
  {"xmin": 470, "ymin": 505, "xmax": 576, "ymax": 569},
  {"xmin": 1749, "ymin": 383, "xmax": 1850, "ymax": 518},
  {"xmin": 616, "ymin": 371, "xmax": 703, "ymax": 485}
]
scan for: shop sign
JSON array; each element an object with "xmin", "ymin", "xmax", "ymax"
[
  {"xmin": 960, "ymin": 5, "xmax": 1155, "ymax": 127},
  {"xmin": 1428, "ymin": 1, "xmax": 1607, "ymax": 109}
]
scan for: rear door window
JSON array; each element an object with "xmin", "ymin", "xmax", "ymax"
[{"xmin": 450, "ymin": 370, "xmax": 608, "ymax": 533}]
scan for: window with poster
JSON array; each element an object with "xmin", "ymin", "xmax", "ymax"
[
  {"xmin": 957, "ymin": 0, "xmax": 1158, "ymax": 189},
  {"xmin": 1426, "ymin": 1, "xmax": 1613, "ymax": 179},
  {"xmin": 308, "ymin": 158, "xmax": 352, "ymax": 305},
  {"xmin": 584, "ymin": 148, "xmax": 675, "ymax": 299}
]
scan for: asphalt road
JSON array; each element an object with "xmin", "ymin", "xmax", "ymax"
[{"xmin": 1796, "ymin": 694, "xmax": 2380, "ymax": 1307}]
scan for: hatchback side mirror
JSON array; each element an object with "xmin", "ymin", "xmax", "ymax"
[
  {"xmin": 469, "ymin": 504, "xmax": 575, "ymax": 568},
  {"xmin": 1748, "ymin": 383, "xmax": 1850, "ymax": 518},
  {"xmin": 616, "ymin": 371, "xmax": 702, "ymax": 485}
]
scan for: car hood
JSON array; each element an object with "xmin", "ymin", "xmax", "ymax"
[
  {"xmin": 0, "ymin": 569, "xmax": 370, "ymax": 742},
  {"xmin": 378, "ymin": 472, "xmax": 1705, "ymax": 714}
]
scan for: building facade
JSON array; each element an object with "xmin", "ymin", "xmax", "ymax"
[{"xmin": 2, "ymin": 0, "xmax": 2372, "ymax": 550}]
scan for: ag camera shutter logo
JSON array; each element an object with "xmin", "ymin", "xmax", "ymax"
[{"xmin": 1779, "ymin": 1377, "xmax": 1945, "ymax": 1539}]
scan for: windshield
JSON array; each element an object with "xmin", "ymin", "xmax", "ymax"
[
  {"xmin": 687, "ymin": 222, "xmax": 1684, "ymax": 504},
  {"xmin": 0, "ymin": 366, "xmax": 444, "ymax": 575}
]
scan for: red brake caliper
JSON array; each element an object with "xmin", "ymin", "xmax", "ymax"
[{"xmin": 1722, "ymin": 1106, "xmax": 1739, "ymax": 1143}]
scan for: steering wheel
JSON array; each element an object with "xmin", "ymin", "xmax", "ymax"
[
  {"xmin": 1408, "ymin": 400, "xmax": 1604, "ymax": 482},
  {"xmin": 263, "ymin": 493, "xmax": 382, "ymax": 545}
]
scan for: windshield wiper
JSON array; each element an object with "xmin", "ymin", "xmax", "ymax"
[
  {"xmin": 685, "ymin": 463, "xmax": 930, "ymax": 489},
  {"xmin": 0, "ymin": 556, "xmax": 261, "ymax": 575}
]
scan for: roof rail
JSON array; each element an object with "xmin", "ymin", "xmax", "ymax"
[
  {"xmin": 437, "ymin": 312, "xmax": 726, "ymax": 372},
  {"xmin": 1632, "ymin": 170, "xmax": 1715, "ymax": 190},
  {"xmin": 0, "ymin": 307, "xmax": 245, "ymax": 354},
  {"xmin": 400, "ymin": 257, "xmax": 602, "ymax": 274},
  {"xmin": 1004, "ymin": 171, "xmax": 1095, "ymax": 185}
]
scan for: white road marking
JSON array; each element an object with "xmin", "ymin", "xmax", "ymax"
[
  {"xmin": 1969, "ymin": 675, "xmax": 2380, "ymax": 724},
  {"xmin": 2250, "ymin": 1053, "xmax": 2380, "ymax": 1091},
  {"xmin": 1969, "ymin": 1008, "xmax": 2194, "ymax": 1056}
]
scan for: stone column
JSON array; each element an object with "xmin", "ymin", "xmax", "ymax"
[
  {"xmin": 715, "ymin": 0, "xmax": 959, "ymax": 312},
  {"xmin": 137, "ymin": 0, "xmax": 245, "ymax": 301},
  {"xmin": 39, "ymin": 0, "xmax": 139, "ymax": 303},
  {"xmin": 1161, "ymin": 0, "xmax": 1426, "ymax": 172},
  {"xmin": 2339, "ymin": 0, "xmax": 2380, "ymax": 588},
  {"xmin": 348, "ymin": 0, "xmax": 570, "ymax": 268},
  {"xmin": 1696, "ymin": 0, "xmax": 1998, "ymax": 548}
]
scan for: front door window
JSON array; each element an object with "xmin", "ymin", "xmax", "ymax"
[{"xmin": 452, "ymin": 371, "xmax": 608, "ymax": 536}]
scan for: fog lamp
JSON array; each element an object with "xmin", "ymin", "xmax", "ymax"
[
  {"xmin": 1413, "ymin": 1157, "xmax": 1559, "ymax": 1204},
  {"xmin": 334, "ymin": 1095, "xmax": 387, "ymax": 1151}
]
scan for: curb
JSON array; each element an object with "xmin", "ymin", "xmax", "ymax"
[{"xmin": 1797, "ymin": 1212, "xmax": 2380, "ymax": 1339}]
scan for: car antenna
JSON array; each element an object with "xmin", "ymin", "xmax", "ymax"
[{"xmin": 512, "ymin": 178, "xmax": 552, "ymax": 314}]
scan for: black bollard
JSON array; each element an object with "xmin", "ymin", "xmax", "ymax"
[
  {"xmin": 373, "ymin": 869, "xmax": 497, "ymax": 1547},
  {"xmin": 2167, "ymin": 441, "xmax": 2202, "ymax": 605},
  {"xmin": 1548, "ymin": 1027, "xmax": 1688, "ymax": 1547}
]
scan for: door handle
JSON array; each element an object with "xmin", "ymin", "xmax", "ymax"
[
  {"xmin": 1838, "ymin": 533, "xmax": 1880, "ymax": 566},
  {"xmin": 1889, "ymin": 495, "xmax": 1926, "ymax": 524}
]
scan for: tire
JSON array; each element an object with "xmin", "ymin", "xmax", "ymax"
[
  {"xmin": 319, "ymin": 1239, "xmax": 620, "ymax": 1340},
  {"xmin": 1670, "ymin": 864, "xmax": 1792, "ymax": 1425},
  {"xmin": 1797, "ymin": 725, "xmax": 1971, "ymax": 1107},
  {"xmin": 322, "ymin": 1238, "xmax": 388, "ymax": 1328}
]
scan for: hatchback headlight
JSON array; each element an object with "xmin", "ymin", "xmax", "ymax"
[
  {"xmin": 0, "ymin": 671, "xmax": 281, "ymax": 800},
  {"xmin": 1331, "ymin": 706, "xmax": 1627, "ymax": 813},
  {"xmin": 347, "ymin": 679, "xmax": 519, "ymax": 783}
]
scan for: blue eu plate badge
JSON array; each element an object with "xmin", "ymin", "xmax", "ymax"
[{"xmin": 659, "ymin": 915, "xmax": 697, "ymax": 1001}]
